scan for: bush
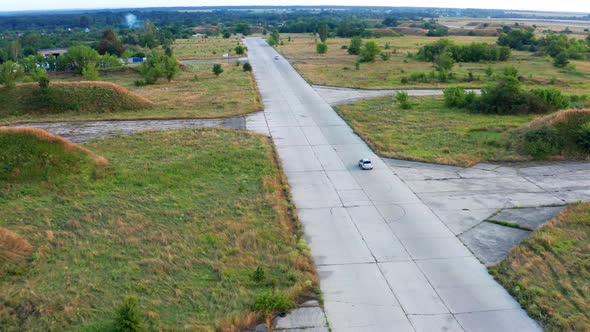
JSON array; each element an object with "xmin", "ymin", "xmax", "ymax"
[
  {"xmin": 380, "ymin": 52, "xmax": 391, "ymax": 61},
  {"xmin": 348, "ymin": 37, "xmax": 362, "ymax": 55},
  {"xmin": 254, "ymin": 291, "xmax": 294, "ymax": 332},
  {"xmin": 316, "ymin": 42, "xmax": 328, "ymax": 54},
  {"xmin": 212, "ymin": 64, "xmax": 223, "ymax": 76},
  {"xmin": 234, "ymin": 45, "xmax": 246, "ymax": 55},
  {"xmin": 242, "ymin": 62, "xmax": 252, "ymax": 72},
  {"xmin": 576, "ymin": 124, "xmax": 590, "ymax": 152},
  {"xmin": 82, "ymin": 64, "xmax": 99, "ymax": 81},
  {"xmin": 395, "ymin": 91, "xmax": 412, "ymax": 109},
  {"xmin": 0, "ymin": 61, "xmax": 24, "ymax": 88},
  {"xmin": 474, "ymin": 77, "xmax": 551, "ymax": 115},
  {"xmin": 444, "ymin": 87, "xmax": 467, "ymax": 108},
  {"xmin": 532, "ymin": 88, "xmax": 571, "ymax": 110},
  {"xmin": 523, "ymin": 126, "xmax": 562, "ymax": 159},
  {"xmin": 554, "ymin": 52, "xmax": 570, "ymax": 68},
  {"xmin": 359, "ymin": 40, "xmax": 381, "ymax": 63},
  {"xmin": 114, "ymin": 296, "xmax": 146, "ymax": 332}
]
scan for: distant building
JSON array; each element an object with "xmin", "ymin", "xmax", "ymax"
[{"xmin": 38, "ymin": 48, "xmax": 68, "ymax": 58}]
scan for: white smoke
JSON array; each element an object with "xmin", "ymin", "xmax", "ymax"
[{"xmin": 124, "ymin": 14, "xmax": 142, "ymax": 29}]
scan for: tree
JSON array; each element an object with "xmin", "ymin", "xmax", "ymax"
[
  {"xmin": 553, "ymin": 51, "xmax": 570, "ymax": 68},
  {"xmin": 163, "ymin": 55, "xmax": 179, "ymax": 81},
  {"xmin": 359, "ymin": 40, "xmax": 381, "ymax": 63},
  {"xmin": 382, "ymin": 17, "xmax": 399, "ymax": 27},
  {"xmin": 318, "ymin": 23, "xmax": 329, "ymax": 42},
  {"xmin": 433, "ymin": 52, "xmax": 454, "ymax": 72},
  {"xmin": 0, "ymin": 61, "xmax": 23, "ymax": 88},
  {"xmin": 268, "ymin": 30, "xmax": 280, "ymax": 46},
  {"xmin": 253, "ymin": 292, "xmax": 295, "ymax": 332},
  {"xmin": 97, "ymin": 30, "xmax": 125, "ymax": 57},
  {"xmin": 212, "ymin": 63, "xmax": 223, "ymax": 76},
  {"xmin": 139, "ymin": 52, "xmax": 164, "ymax": 84},
  {"xmin": 82, "ymin": 64, "xmax": 99, "ymax": 80},
  {"xmin": 222, "ymin": 30, "xmax": 231, "ymax": 39},
  {"xmin": 114, "ymin": 296, "xmax": 146, "ymax": 332},
  {"xmin": 66, "ymin": 45, "xmax": 100, "ymax": 74},
  {"xmin": 348, "ymin": 37, "xmax": 362, "ymax": 55},
  {"xmin": 234, "ymin": 45, "xmax": 246, "ymax": 55},
  {"xmin": 8, "ymin": 40, "xmax": 22, "ymax": 61},
  {"xmin": 316, "ymin": 42, "xmax": 328, "ymax": 54}
]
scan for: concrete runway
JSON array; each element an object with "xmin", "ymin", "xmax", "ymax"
[{"xmin": 244, "ymin": 36, "xmax": 542, "ymax": 332}]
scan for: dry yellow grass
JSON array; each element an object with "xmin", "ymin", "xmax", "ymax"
[
  {"xmin": 0, "ymin": 227, "xmax": 33, "ymax": 264},
  {"xmin": 528, "ymin": 108, "xmax": 590, "ymax": 128}
]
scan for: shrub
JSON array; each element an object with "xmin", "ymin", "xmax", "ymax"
[
  {"xmin": 554, "ymin": 52, "xmax": 570, "ymax": 68},
  {"xmin": 380, "ymin": 52, "xmax": 391, "ymax": 61},
  {"xmin": 532, "ymin": 88, "xmax": 570, "ymax": 110},
  {"xmin": 66, "ymin": 45, "xmax": 100, "ymax": 75},
  {"xmin": 474, "ymin": 76, "xmax": 551, "ymax": 115},
  {"xmin": 359, "ymin": 40, "xmax": 381, "ymax": 62},
  {"xmin": 576, "ymin": 123, "xmax": 590, "ymax": 152},
  {"xmin": 114, "ymin": 296, "xmax": 146, "ymax": 332},
  {"xmin": 82, "ymin": 64, "xmax": 99, "ymax": 81},
  {"xmin": 212, "ymin": 64, "xmax": 223, "ymax": 76},
  {"xmin": 444, "ymin": 87, "xmax": 467, "ymax": 108},
  {"xmin": 523, "ymin": 126, "xmax": 562, "ymax": 158},
  {"xmin": 234, "ymin": 45, "xmax": 246, "ymax": 55},
  {"xmin": 253, "ymin": 291, "xmax": 294, "ymax": 332},
  {"xmin": 316, "ymin": 42, "xmax": 328, "ymax": 54},
  {"xmin": 0, "ymin": 61, "xmax": 24, "ymax": 88},
  {"xmin": 348, "ymin": 37, "xmax": 362, "ymax": 55},
  {"xmin": 242, "ymin": 62, "xmax": 252, "ymax": 72},
  {"xmin": 395, "ymin": 91, "xmax": 412, "ymax": 109}
]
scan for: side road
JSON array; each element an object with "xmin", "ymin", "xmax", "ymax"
[{"xmin": 244, "ymin": 36, "xmax": 542, "ymax": 332}]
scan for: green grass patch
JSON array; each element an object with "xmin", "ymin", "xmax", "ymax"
[
  {"xmin": 489, "ymin": 203, "xmax": 590, "ymax": 332},
  {"xmin": 0, "ymin": 129, "xmax": 317, "ymax": 330},
  {"xmin": 336, "ymin": 96, "xmax": 535, "ymax": 166},
  {"xmin": 0, "ymin": 127, "xmax": 107, "ymax": 182},
  {"xmin": 172, "ymin": 36, "xmax": 245, "ymax": 60},
  {"xmin": 0, "ymin": 82, "xmax": 153, "ymax": 119}
]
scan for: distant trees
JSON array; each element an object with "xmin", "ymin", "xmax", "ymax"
[
  {"xmin": 382, "ymin": 17, "xmax": 399, "ymax": 27},
  {"xmin": 359, "ymin": 40, "xmax": 381, "ymax": 63},
  {"xmin": 97, "ymin": 30, "xmax": 125, "ymax": 57},
  {"xmin": 423, "ymin": 19, "xmax": 449, "ymax": 37},
  {"xmin": 0, "ymin": 61, "xmax": 23, "ymax": 88},
  {"xmin": 497, "ymin": 28, "xmax": 536, "ymax": 50},
  {"xmin": 316, "ymin": 42, "xmax": 328, "ymax": 54},
  {"xmin": 348, "ymin": 37, "xmax": 362, "ymax": 55},
  {"xmin": 416, "ymin": 39, "xmax": 511, "ymax": 63},
  {"xmin": 66, "ymin": 45, "xmax": 100, "ymax": 74}
]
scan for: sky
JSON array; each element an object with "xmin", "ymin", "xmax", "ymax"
[{"xmin": 0, "ymin": 0, "xmax": 589, "ymax": 14}]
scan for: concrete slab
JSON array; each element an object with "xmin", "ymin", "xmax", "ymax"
[
  {"xmin": 337, "ymin": 190, "xmax": 372, "ymax": 207},
  {"xmin": 416, "ymin": 257, "xmax": 495, "ymax": 289},
  {"xmin": 325, "ymin": 170, "xmax": 361, "ymax": 190},
  {"xmin": 318, "ymin": 263, "xmax": 399, "ymax": 306},
  {"xmin": 274, "ymin": 307, "xmax": 327, "ymax": 329},
  {"xmin": 323, "ymin": 301, "xmax": 414, "ymax": 332},
  {"xmin": 311, "ymin": 145, "xmax": 348, "ymax": 171},
  {"xmin": 455, "ymin": 309, "xmax": 543, "ymax": 332},
  {"xmin": 277, "ymin": 146, "xmax": 323, "ymax": 173},
  {"xmin": 286, "ymin": 171, "xmax": 342, "ymax": 209},
  {"xmin": 490, "ymin": 206, "xmax": 565, "ymax": 230},
  {"xmin": 433, "ymin": 209, "xmax": 497, "ymax": 235},
  {"xmin": 400, "ymin": 237, "xmax": 472, "ymax": 260},
  {"xmin": 346, "ymin": 206, "xmax": 411, "ymax": 262},
  {"xmin": 270, "ymin": 126, "xmax": 309, "ymax": 147},
  {"xmin": 405, "ymin": 177, "xmax": 542, "ymax": 194},
  {"xmin": 298, "ymin": 208, "xmax": 373, "ymax": 265},
  {"xmin": 408, "ymin": 314, "xmax": 465, "ymax": 332},
  {"xmin": 301, "ymin": 126, "xmax": 330, "ymax": 146},
  {"xmin": 437, "ymin": 283, "xmax": 521, "ymax": 313},
  {"xmin": 380, "ymin": 261, "xmax": 449, "ymax": 314},
  {"xmin": 459, "ymin": 222, "xmax": 531, "ymax": 265}
]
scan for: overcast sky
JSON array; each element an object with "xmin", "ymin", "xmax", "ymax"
[{"xmin": 1, "ymin": 0, "xmax": 589, "ymax": 14}]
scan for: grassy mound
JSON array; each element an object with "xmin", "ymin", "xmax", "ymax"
[
  {"xmin": 0, "ymin": 81, "xmax": 153, "ymax": 117},
  {"xmin": 517, "ymin": 108, "xmax": 590, "ymax": 158},
  {"xmin": 0, "ymin": 127, "xmax": 108, "ymax": 181},
  {"xmin": 490, "ymin": 203, "xmax": 590, "ymax": 331}
]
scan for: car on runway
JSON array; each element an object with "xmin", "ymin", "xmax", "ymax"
[{"xmin": 358, "ymin": 158, "xmax": 373, "ymax": 170}]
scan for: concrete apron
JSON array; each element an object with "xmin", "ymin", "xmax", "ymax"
[{"xmin": 244, "ymin": 37, "xmax": 542, "ymax": 332}]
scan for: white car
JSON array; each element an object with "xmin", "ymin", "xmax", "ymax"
[{"xmin": 358, "ymin": 158, "xmax": 373, "ymax": 170}]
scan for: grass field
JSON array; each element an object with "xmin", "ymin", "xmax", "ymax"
[
  {"xmin": 277, "ymin": 33, "xmax": 590, "ymax": 94},
  {"xmin": 490, "ymin": 203, "xmax": 590, "ymax": 332},
  {"xmin": 173, "ymin": 36, "xmax": 246, "ymax": 60},
  {"xmin": 336, "ymin": 95, "xmax": 535, "ymax": 166},
  {"xmin": 2, "ymin": 62, "xmax": 261, "ymax": 124},
  {"xmin": 0, "ymin": 129, "xmax": 317, "ymax": 330}
]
